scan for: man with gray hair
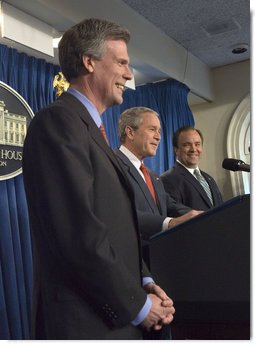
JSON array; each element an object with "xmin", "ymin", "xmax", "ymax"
[
  {"xmin": 115, "ymin": 106, "xmax": 202, "ymax": 340},
  {"xmin": 115, "ymin": 107, "xmax": 202, "ymax": 241},
  {"xmin": 23, "ymin": 19, "xmax": 174, "ymax": 340}
]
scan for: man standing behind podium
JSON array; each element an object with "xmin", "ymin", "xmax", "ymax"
[
  {"xmin": 22, "ymin": 18, "xmax": 174, "ymax": 340},
  {"xmin": 114, "ymin": 107, "xmax": 202, "ymax": 241},
  {"xmin": 161, "ymin": 126, "xmax": 223, "ymax": 211}
]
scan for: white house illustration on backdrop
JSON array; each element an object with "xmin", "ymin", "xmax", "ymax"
[{"xmin": 0, "ymin": 100, "xmax": 27, "ymax": 147}]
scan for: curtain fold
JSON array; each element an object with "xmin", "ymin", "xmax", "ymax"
[
  {"xmin": 0, "ymin": 43, "xmax": 59, "ymax": 339},
  {"xmin": 101, "ymin": 105, "xmax": 121, "ymax": 149},
  {"xmin": 150, "ymin": 79, "xmax": 195, "ymax": 169}
]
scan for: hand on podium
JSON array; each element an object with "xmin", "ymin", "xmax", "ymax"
[{"xmin": 168, "ymin": 209, "xmax": 204, "ymax": 229}]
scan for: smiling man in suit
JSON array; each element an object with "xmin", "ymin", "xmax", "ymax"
[
  {"xmin": 114, "ymin": 107, "xmax": 202, "ymax": 241},
  {"xmin": 161, "ymin": 126, "xmax": 223, "ymax": 211},
  {"xmin": 114, "ymin": 107, "xmax": 202, "ymax": 340},
  {"xmin": 22, "ymin": 18, "xmax": 175, "ymax": 340}
]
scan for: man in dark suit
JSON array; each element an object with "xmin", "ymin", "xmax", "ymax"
[
  {"xmin": 161, "ymin": 126, "xmax": 223, "ymax": 211},
  {"xmin": 114, "ymin": 107, "xmax": 202, "ymax": 340},
  {"xmin": 114, "ymin": 107, "xmax": 203, "ymax": 241},
  {"xmin": 22, "ymin": 18, "xmax": 174, "ymax": 340}
]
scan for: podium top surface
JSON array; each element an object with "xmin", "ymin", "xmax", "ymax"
[{"xmin": 150, "ymin": 194, "xmax": 250, "ymax": 241}]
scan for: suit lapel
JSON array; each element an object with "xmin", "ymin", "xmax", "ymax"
[
  {"xmin": 175, "ymin": 162, "xmax": 212, "ymax": 207},
  {"xmin": 57, "ymin": 93, "xmax": 145, "ymax": 268},
  {"xmin": 115, "ymin": 150, "xmax": 159, "ymax": 213},
  {"xmin": 150, "ymin": 173, "xmax": 163, "ymax": 214},
  {"xmin": 59, "ymin": 92, "xmax": 132, "ymax": 189}
]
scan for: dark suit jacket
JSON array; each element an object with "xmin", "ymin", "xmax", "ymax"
[
  {"xmin": 161, "ymin": 162, "xmax": 223, "ymax": 211},
  {"xmin": 22, "ymin": 92, "xmax": 150, "ymax": 340},
  {"xmin": 114, "ymin": 149, "xmax": 191, "ymax": 240}
]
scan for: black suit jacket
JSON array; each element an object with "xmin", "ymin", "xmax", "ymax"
[
  {"xmin": 114, "ymin": 149, "xmax": 191, "ymax": 239},
  {"xmin": 161, "ymin": 162, "xmax": 223, "ymax": 211},
  {"xmin": 22, "ymin": 92, "xmax": 150, "ymax": 340}
]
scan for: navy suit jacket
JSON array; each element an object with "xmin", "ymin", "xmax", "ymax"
[
  {"xmin": 22, "ymin": 93, "xmax": 150, "ymax": 340},
  {"xmin": 114, "ymin": 149, "xmax": 191, "ymax": 240},
  {"xmin": 161, "ymin": 162, "xmax": 223, "ymax": 211}
]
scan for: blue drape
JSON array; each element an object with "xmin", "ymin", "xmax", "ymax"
[
  {"xmin": 0, "ymin": 43, "xmax": 60, "ymax": 339},
  {"xmin": 102, "ymin": 79, "xmax": 194, "ymax": 174},
  {"xmin": 101, "ymin": 105, "xmax": 121, "ymax": 149}
]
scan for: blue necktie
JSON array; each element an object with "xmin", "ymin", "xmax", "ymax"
[{"xmin": 194, "ymin": 169, "xmax": 213, "ymax": 205}]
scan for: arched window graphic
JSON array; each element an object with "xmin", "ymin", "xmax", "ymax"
[{"xmin": 227, "ymin": 94, "xmax": 250, "ymax": 196}]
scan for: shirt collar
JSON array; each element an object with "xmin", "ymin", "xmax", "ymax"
[
  {"xmin": 119, "ymin": 145, "xmax": 143, "ymax": 171},
  {"xmin": 67, "ymin": 87, "xmax": 101, "ymax": 127},
  {"xmin": 176, "ymin": 159, "xmax": 200, "ymax": 175}
]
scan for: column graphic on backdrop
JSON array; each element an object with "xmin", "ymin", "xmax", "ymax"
[{"xmin": 0, "ymin": 82, "xmax": 34, "ymax": 180}]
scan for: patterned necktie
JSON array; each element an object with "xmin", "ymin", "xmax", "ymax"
[
  {"xmin": 99, "ymin": 123, "xmax": 109, "ymax": 145},
  {"xmin": 194, "ymin": 169, "xmax": 213, "ymax": 205},
  {"xmin": 140, "ymin": 163, "xmax": 157, "ymax": 204}
]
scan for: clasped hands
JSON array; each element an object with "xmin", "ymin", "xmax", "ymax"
[{"xmin": 141, "ymin": 283, "xmax": 175, "ymax": 331}]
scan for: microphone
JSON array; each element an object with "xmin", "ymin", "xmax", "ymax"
[{"xmin": 222, "ymin": 158, "xmax": 250, "ymax": 172}]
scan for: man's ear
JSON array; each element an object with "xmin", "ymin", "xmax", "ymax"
[
  {"xmin": 125, "ymin": 126, "xmax": 135, "ymax": 140},
  {"xmin": 82, "ymin": 56, "xmax": 95, "ymax": 72}
]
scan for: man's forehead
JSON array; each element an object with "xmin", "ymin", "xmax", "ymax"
[
  {"xmin": 142, "ymin": 119, "xmax": 161, "ymax": 129},
  {"xmin": 180, "ymin": 130, "xmax": 201, "ymax": 140}
]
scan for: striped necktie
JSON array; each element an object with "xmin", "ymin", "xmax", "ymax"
[
  {"xmin": 140, "ymin": 163, "xmax": 157, "ymax": 204},
  {"xmin": 99, "ymin": 123, "xmax": 109, "ymax": 145},
  {"xmin": 194, "ymin": 169, "xmax": 213, "ymax": 205}
]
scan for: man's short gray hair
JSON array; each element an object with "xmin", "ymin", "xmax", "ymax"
[
  {"xmin": 59, "ymin": 18, "xmax": 130, "ymax": 82},
  {"xmin": 118, "ymin": 107, "xmax": 159, "ymax": 144}
]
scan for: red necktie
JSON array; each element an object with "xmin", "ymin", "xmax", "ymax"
[
  {"xmin": 140, "ymin": 163, "xmax": 157, "ymax": 204},
  {"xmin": 99, "ymin": 123, "xmax": 109, "ymax": 145}
]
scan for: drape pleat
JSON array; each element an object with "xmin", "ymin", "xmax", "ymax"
[
  {"xmin": 102, "ymin": 105, "xmax": 121, "ymax": 149},
  {"xmin": 0, "ymin": 43, "xmax": 59, "ymax": 339},
  {"xmin": 150, "ymin": 79, "xmax": 195, "ymax": 169}
]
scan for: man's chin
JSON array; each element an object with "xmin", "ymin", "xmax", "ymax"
[
  {"xmin": 188, "ymin": 162, "xmax": 199, "ymax": 168},
  {"xmin": 111, "ymin": 97, "xmax": 123, "ymax": 106},
  {"xmin": 149, "ymin": 150, "xmax": 157, "ymax": 157},
  {"xmin": 107, "ymin": 98, "xmax": 123, "ymax": 110}
]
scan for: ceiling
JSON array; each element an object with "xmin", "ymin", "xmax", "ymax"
[
  {"xmin": 122, "ymin": 0, "xmax": 250, "ymax": 68},
  {"xmin": 0, "ymin": 0, "xmax": 251, "ymax": 102}
]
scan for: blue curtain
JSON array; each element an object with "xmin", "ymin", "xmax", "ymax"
[
  {"xmin": 149, "ymin": 79, "xmax": 195, "ymax": 170},
  {"xmin": 101, "ymin": 105, "xmax": 121, "ymax": 149},
  {"xmin": 102, "ymin": 79, "xmax": 194, "ymax": 174},
  {"xmin": 0, "ymin": 43, "xmax": 60, "ymax": 339}
]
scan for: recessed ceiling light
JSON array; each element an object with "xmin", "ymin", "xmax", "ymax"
[{"xmin": 231, "ymin": 43, "xmax": 249, "ymax": 54}]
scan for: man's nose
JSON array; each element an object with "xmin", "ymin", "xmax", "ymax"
[
  {"xmin": 124, "ymin": 65, "xmax": 133, "ymax": 80},
  {"xmin": 189, "ymin": 144, "xmax": 196, "ymax": 151},
  {"xmin": 155, "ymin": 131, "xmax": 161, "ymax": 141}
]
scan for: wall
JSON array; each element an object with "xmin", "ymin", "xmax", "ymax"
[{"xmin": 190, "ymin": 60, "xmax": 250, "ymax": 201}]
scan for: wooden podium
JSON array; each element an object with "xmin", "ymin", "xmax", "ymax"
[{"xmin": 147, "ymin": 194, "xmax": 250, "ymax": 340}]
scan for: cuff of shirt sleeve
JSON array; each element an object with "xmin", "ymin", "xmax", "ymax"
[
  {"xmin": 163, "ymin": 217, "xmax": 172, "ymax": 231},
  {"xmin": 131, "ymin": 296, "xmax": 152, "ymax": 326},
  {"xmin": 143, "ymin": 276, "xmax": 154, "ymax": 286}
]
